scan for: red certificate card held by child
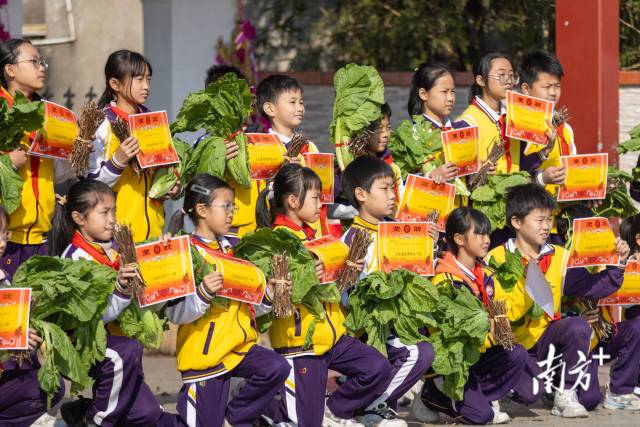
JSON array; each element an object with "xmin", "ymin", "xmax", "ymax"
[
  {"xmin": 129, "ymin": 110, "xmax": 179, "ymax": 169},
  {"xmin": 505, "ymin": 90, "xmax": 554, "ymax": 146}
]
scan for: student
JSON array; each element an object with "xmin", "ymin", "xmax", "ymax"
[
  {"xmin": 407, "ymin": 61, "xmax": 459, "ymax": 183},
  {"xmin": 555, "ymin": 205, "xmax": 639, "ymax": 411},
  {"xmin": 489, "ymin": 184, "xmax": 594, "ymax": 418},
  {"xmin": 519, "ymin": 50, "xmax": 570, "ymax": 193},
  {"xmin": 340, "ymin": 155, "xmax": 435, "ymax": 426},
  {"xmin": 256, "ymin": 75, "xmax": 332, "ymax": 236},
  {"xmin": 52, "ymin": 180, "xmax": 178, "ymax": 427},
  {"xmin": 165, "ymin": 174, "xmax": 290, "ymax": 427},
  {"xmin": 89, "ymin": 49, "xmax": 181, "ymax": 243},
  {"xmin": 0, "ymin": 205, "xmax": 65, "ymax": 427},
  {"xmin": 0, "ymin": 39, "xmax": 73, "ymax": 277},
  {"xmin": 422, "ymin": 207, "xmax": 528, "ymax": 424},
  {"xmin": 256, "ymin": 163, "xmax": 393, "ymax": 427}
]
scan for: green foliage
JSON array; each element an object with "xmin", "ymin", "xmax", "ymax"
[
  {"xmin": 592, "ymin": 167, "xmax": 639, "ymax": 219},
  {"xmin": 149, "ymin": 137, "xmax": 192, "ymax": 199},
  {"xmin": 470, "ymin": 172, "xmax": 531, "ymax": 230},
  {"xmin": 488, "ymin": 248, "xmax": 524, "ymax": 292},
  {"xmin": 388, "ymin": 116, "xmax": 442, "ymax": 180}
]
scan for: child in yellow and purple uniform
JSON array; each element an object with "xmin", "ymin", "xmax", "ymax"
[
  {"xmin": 341, "ymin": 155, "xmax": 436, "ymax": 427},
  {"xmin": 166, "ymin": 174, "xmax": 290, "ymax": 427},
  {"xmin": 256, "ymin": 163, "xmax": 392, "ymax": 427},
  {"xmin": 422, "ymin": 207, "xmax": 528, "ymax": 424}
]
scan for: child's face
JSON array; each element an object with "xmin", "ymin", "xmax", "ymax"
[
  {"xmin": 367, "ymin": 115, "xmax": 391, "ymax": 154},
  {"xmin": 420, "ymin": 73, "xmax": 455, "ymax": 119},
  {"xmin": 198, "ymin": 188, "xmax": 235, "ymax": 236},
  {"xmin": 481, "ymin": 58, "xmax": 515, "ymax": 101},
  {"xmin": 289, "ymin": 187, "xmax": 321, "ymax": 224},
  {"xmin": 268, "ymin": 89, "xmax": 304, "ymax": 130},
  {"xmin": 111, "ymin": 66, "xmax": 151, "ymax": 106},
  {"xmin": 358, "ymin": 176, "xmax": 396, "ymax": 220},
  {"xmin": 521, "ymin": 72, "xmax": 562, "ymax": 104},
  {"xmin": 74, "ymin": 194, "xmax": 117, "ymax": 242},
  {"xmin": 456, "ymin": 225, "xmax": 490, "ymax": 259},
  {"xmin": 511, "ymin": 208, "xmax": 553, "ymax": 247},
  {"xmin": 8, "ymin": 43, "xmax": 46, "ymax": 93}
]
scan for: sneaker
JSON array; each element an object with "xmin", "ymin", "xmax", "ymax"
[
  {"xmin": 409, "ymin": 395, "xmax": 439, "ymax": 423},
  {"xmin": 490, "ymin": 401, "xmax": 511, "ymax": 424},
  {"xmin": 30, "ymin": 413, "xmax": 57, "ymax": 427},
  {"xmin": 635, "ymin": 386, "xmax": 640, "ymax": 396},
  {"xmin": 356, "ymin": 403, "xmax": 407, "ymax": 427},
  {"xmin": 323, "ymin": 406, "xmax": 365, "ymax": 427},
  {"xmin": 60, "ymin": 397, "xmax": 93, "ymax": 427},
  {"xmin": 551, "ymin": 389, "xmax": 589, "ymax": 418},
  {"xmin": 603, "ymin": 384, "xmax": 640, "ymax": 410}
]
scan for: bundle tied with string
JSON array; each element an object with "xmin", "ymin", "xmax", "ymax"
[
  {"xmin": 111, "ymin": 117, "xmax": 142, "ymax": 175},
  {"xmin": 577, "ymin": 297, "xmax": 614, "ymax": 341},
  {"xmin": 270, "ymin": 253, "xmax": 293, "ymax": 318},
  {"xmin": 285, "ymin": 133, "xmax": 308, "ymax": 161},
  {"xmin": 337, "ymin": 228, "xmax": 372, "ymax": 293},
  {"xmin": 113, "ymin": 223, "xmax": 145, "ymax": 297},
  {"xmin": 485, "ymin": 298, "xmax": 515, "ymax": 350},
  {"xmin": 468, "ymin": 136, "xmax": 505, "ymax": 190},
  {"xmin": 552, "ymin": 106, "xmax": 570, "ymax": 127},
  {"xmin": 69, "ymin": 102, "xmax": 104, "ymax": 176}
]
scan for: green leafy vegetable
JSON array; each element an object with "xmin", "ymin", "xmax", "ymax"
[
  {"xmin": 616, "ymin": 123, "xmax": 640, "ymax": 154},
  {"xmin": 0, "ymin": 155, "xmax": 24, "ymax": 214},
  {"xmin": 427, "ymin": 280, "xmax": 489, "ymax": 401},
  {"xmin": 329, "ymin": 64, "xmax": 385, "ymax": 170},
  {"xmin": 233, "ymin": 228, "xmax": 341, "ymax": 347},
  {"xmin": 149, "ymin": 137, "xmax": 192, "ymax": 199},
  {"xmin": 470, "ymin": 172, "xmax": 531, "ymax": 230},
  {"xmin": 117, "ymin": 303, "xmax": 166, "ymax": 350},
  {"xmin": 488, "ymin": 248, "xmax": 524, "ymax": 292},
  {"xmin": 388, "ymin": 116, "xmax": 443, "ymax": 180},
  {"xmin": 172, "ymin": 73, "xmax": 253, "ymax": 188},
  {"xmin": 345, "ymin": 269, "xmax": 438, "ymax": 355},
  {"xmin": 592, "ymin": 167, "xmax": 638, "ymax": 219}
]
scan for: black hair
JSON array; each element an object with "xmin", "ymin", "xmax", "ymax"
[
  {"xmin": 469, "ymin": 52, "xmax": 516, "ymax": 103},
  {"xmin": 620, "ymin": 214, "xmax": 640, "ymax": 255},
  {"xmin": 168, "ymin": 174, "xmax": 233, "ymax": 234},
  {"xmin": 49, "ymin": 179, "xmax": 116, "ymax": 256},
  {"xmin": 255, "ymin": 163, "xmax": 321, "ymax": 228},
  {"xmin": 445, "ymin": 207, "xmax": 492, "ymax": 255},
  {"xmin": 98, "ymin": 49, "xmax": 153, "ymax": 108},
  {"xmin": 0, "ymin": 38, "xmax": 35, "ymax": 88},
  {"xmin": 205, "ymin": 64, "xmax": 245, "ymax": 87},
  {"xmin": 505, "ymin": 183, "xmax": 557, "ymax": 229},
  {"xmin": 519, "ymin": 50, "xmax": 564, "ymax": 87},
  {"xmin": 407, "ymin": 62, "xmax": 452, "ymax": 116},
  {"xmin": 381, "ymin": 102, "xmax": 392, "ymax": 119},
  {"xmin": 555, "ymin": 203, "xmax": 595, "ymax": 244},
  {"xmin": 365, "ymin": 102, "xmax": 393, "ymax": 133},
  {"xmin": 341, "ymin": 155, "xmax": 395, "ymax": 208},
  {"xmin": 255, "ymin": 74, "xmax": 303, "ymax": 118}
]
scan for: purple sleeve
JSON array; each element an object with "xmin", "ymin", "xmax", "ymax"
[
  {"xmin": 564, "ymin": 266, "xmax": 624, "ymax": 299},
  {"xmin": 518, "ymin": 144, "xmax": 543, "ymax": 176}
]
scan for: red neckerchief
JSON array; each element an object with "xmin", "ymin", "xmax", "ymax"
[
  {"xmin": 472, "ymin": 99, "xmax": 511, "ymax": 172},
  {"xmin": 273, "ymin": 214, "xmax": 316, "ymax": 241},
  {"xmin": 108, "ymin": 103, "xmax": 141, "ymax": 121},
  {"xmin": 71, "ymin": 231, "xmax": 120, "ymax": 270},
  {"xmin": 556, "ymin": 123, "xmax": 571, "ymax": 156},
  {"xmin": 472, "ymin": 263, "xmax": 490, "ymax": 306}
]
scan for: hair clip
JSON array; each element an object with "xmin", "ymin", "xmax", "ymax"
[
  {"xmin": 55, "ymin": 194, "xmax": 67, "ymax": 206},
  {"xmin": 191, "ymin": 184, "xmax": 211, "ymax": 197}
]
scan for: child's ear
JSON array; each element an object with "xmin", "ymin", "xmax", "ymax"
[
  {"xmin": 286, "ymin": 194, "xmax": 299, "ymax": 210},
  {"xmin": 453, "ymin": 233, "xmax": 466, "ymax": 248},
  {"xmin": 418, "ymin": 87, "xmax": 429, "ymax": 102},
  {"xmin": 262, "ymin": 101, "xmax": 276, "ymax": 119},
  {"xmin": 108, "ymin": 78, "xmax": 121, "ymax": 94},
  {"xmin": 510, "ymin": 216, "xmax": 521, "ymax": 230},
  {"xmin": 521, "ymin": 82, "xmax": 530, "ymax": 95},
  {"xmin": 354, "ymin": 187, "xmax": 367, "ymax": 205},
  {"xmin": 634, "ymin": 233, "xmax": 640, "ymax": 249},
  {"xmin": 475, "ymin": 74, "xmax": 486, "ymax": 88},
  {"xmin": 4, "ymin": 64, "xmax": 15, "ymax": 81},
  {"xmin": 194, "ymin": 203, "xmax": 208, "ymax": 219},
  {"xmin": 70, "ymin": 211, "xmax": 86, "ymax": 227}
]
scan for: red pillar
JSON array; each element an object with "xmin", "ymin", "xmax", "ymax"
[{"xmin": 555, "ymin": 0, "xmax": 619, "ymax": 165}]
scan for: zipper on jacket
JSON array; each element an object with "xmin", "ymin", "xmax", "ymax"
[
  {"xmin": 324, "ymin": 303, "xmax": 337, "ymax": 346},
  {"xmin": 143, "ymin": 173, "xmax": 151, "ymax": 240}
]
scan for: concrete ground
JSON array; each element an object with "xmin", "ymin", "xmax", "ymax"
[{"xmin": 48, "ymin": 354, "xmax": 640, "ymax": 426}]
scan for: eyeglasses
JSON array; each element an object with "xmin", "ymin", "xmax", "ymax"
[
  {"xmin": 487, "ymin": 73, "xmax": 519, "ymax": 85},
  {"xmin": 16, "ymin": 58, "xmax": 48, "ymax": 71},
  {"xmin": 211, "ymin": 202, "xmax": 238, "ymax": 214}
]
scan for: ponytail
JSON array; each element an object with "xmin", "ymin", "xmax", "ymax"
[
  {"xmin": 255, "ymin": 187, "xmax": 273, "ymax": 229},
  {"xmin": 407, "ymin": 62, "xmax": 451, "ymax": 117},
  {"xmin": 48, "ymin": 179, "xmax": 115, "ymax": 256},
  {"xmin": 468, "ymin": 52, "xmax": 515, "ymax": 103}
]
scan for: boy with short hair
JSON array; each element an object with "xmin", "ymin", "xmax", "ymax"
[
  {"xmin": 490, "ymin": 183, "xmax": 592, "ymax": 418},
  {"xmin": 341, "ymin": 155, "xmax": 435, "ymax": 427}
]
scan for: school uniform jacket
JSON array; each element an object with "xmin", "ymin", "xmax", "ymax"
[
  {"xmin": 166, "ymin": 234, "xmax": 272, "ymax": 383},
  {"xmin": 269, "ymin": 215, "xmax": 347, "ymax": 357},
  {"xmin": 88, "ymin": 103, "xmax": 164, "ymax": 243},
  {"xmin": 489, "ymin": 239, "xmax": 569, "ymax": 350}
]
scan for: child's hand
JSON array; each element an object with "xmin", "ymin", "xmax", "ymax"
[
  {"xmin": 354, "ymin": 258, "xmax": 366, "ymax": 273},
  {"xmin": 7, "ymin": 148, "xmax": 27, "ymax": 169},
  {"xmin": 159, "ymin": 232, "xmax": 172, "ymax": 246},
  {"xmin": 28, "ymin": 328, "xmax": 42, "ymax": 353},
  {"xmin": 580, "ymin": 307, "xmax": 600, "ymax": 324},
  {"xmin": 160, "ymin": 182, "xmax": 183, "ymax": 201},
  {"xmin": 615, "ymin": 237, "xmax": 631, "ymax": 264},
  {"xmin": 225, "ymin": 139, "xmax": 240, "ymax": 160},
  {"xmin": 429, "ymin": 163, "xmax": 457, "ymax": 183},
  {"xmin": 114, "ymin": 136, "xmax": 140, "ymax": 165},
  {"xmin": 203, "ymin": 271, "xmax": 223, "ymax": 295},
  {"xmin": 543, "ymin": 119, "xmax": 558, "ymax": 152},
  {"xmin": 486, "ymin": 162, "xmax": 497, "ymax": 175},
  {"xmin": 287, "ymin": 155, "xmax": 303, "ymax": 165},
  {"xmin": 315, "ymin": 257, "xmax": 325, "ymax": 281},
  {"xmin": 427, "ymin": 223, "xmax": 440, "ymax": 241},
  {"xmin": 540, "ymin": 166, "xmax": 566, "ymax": 185},
  {"xmin": 117, "ymin": 263, "xmax": 139, "ymax": 290}
]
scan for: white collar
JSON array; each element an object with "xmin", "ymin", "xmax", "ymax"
[
  {"xmin": 505, "ymin": 238, "xmax": 554, "ymax": 257},
  {"xmin": 268, "ymin": 128, "xmax": 292, "ymax": 144},
  {"xmin": 423, "ymin": 113, "xmax": 452, "ymax": 129},
  {"xmin": 453, "ymin": 257, "xmax": 477, "ymax": 281},
  {"xmin": 194, "ymin": 234, "xmax": 232, "ymax": 251},
  {"xmin": 474, "ymin": 96, "xmax": 504, "ymax": 123}
]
